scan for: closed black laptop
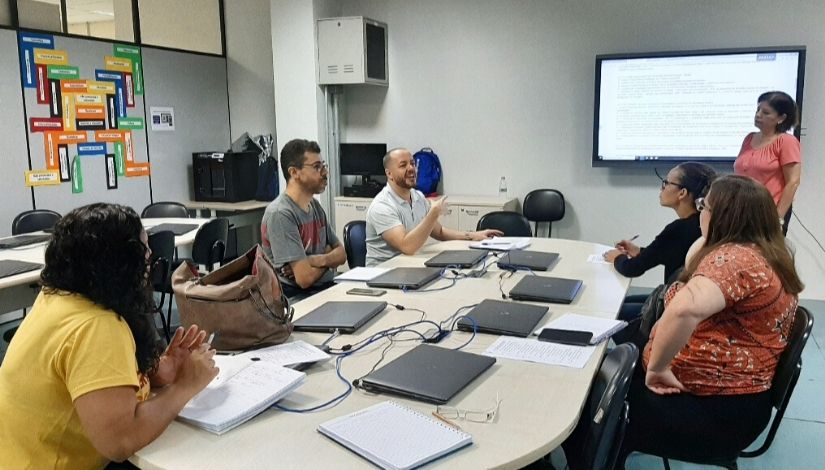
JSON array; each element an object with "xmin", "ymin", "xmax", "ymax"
[
  {"xmin": 358, "ymin": 344, "xmax": 496, "ymax": 404},
  {"xmin": 0, "ymin": 259, "xmax": 44, "ymax": 279},
  {"xmin": 457, "ymin": 299, "xmax": 549, "ymax": 337},
  {"xmin": 293, "ymin": 301, "xmax": 388, "ymax": 333},
  {"xmin": 497, "ymin": 250, "xmax": 559, "ymax": 271},
  {"xmin": 367, "ymin": 267, "xmax": 442, "ymax": 290},
  {"xmin": 0, "ymin": 234, "xmax": 51, "ymax": 249},
  {"xmin": 424, "ymin": 250, "xmax": 487, "ymax": 268},
  {"xmin": 508, "ymin": 275, "xmax": 583, "ymax": 304},
  {"xmin": 146, "ymin": 223, "xmax": 199, "ymax": 236}
]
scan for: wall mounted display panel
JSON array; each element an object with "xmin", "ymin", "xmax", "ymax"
[
  {"xmin": 19, "ymin": 31, "xmax": 151, "ymax": 215},
  {"xmin": 141, "ymin": 47, "xmax": 230, "ymax": 203},
  {"xmin": 0, "ymin": 29, "xmax": 36, "ymax": 237}
]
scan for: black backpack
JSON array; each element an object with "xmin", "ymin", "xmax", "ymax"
[{"xmin": 255, "ymin": 157, "xmax": 279, "ymax": 201}]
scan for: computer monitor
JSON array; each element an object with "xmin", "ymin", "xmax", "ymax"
[{"xmin": 340, "ymin": 143, "xmax": 387, "ymax": 183}]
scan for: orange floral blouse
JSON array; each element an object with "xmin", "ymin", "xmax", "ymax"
[{"xmin": 643, "ymin": 243, "xmax": 797, "ymax": 396}]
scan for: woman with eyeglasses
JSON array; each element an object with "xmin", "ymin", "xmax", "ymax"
[
  {"xmin": 618, "ymin": 175, "xmax": 802, "ymax": 466},
  {"xmin": 0, "ymin": 203, "xmax": 218, "ymax": 469},
  {"xmin": 603, "ymin": 162, "xmax": 716, "ymax": 322},
  {"xmin": 734, "ymin": 91, "xmax": 801, "ymax": 235}
]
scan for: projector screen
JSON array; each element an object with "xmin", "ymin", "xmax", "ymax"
[{"xmin": 593, "ymin": 47, "xmax": 805, "ymax": 167}]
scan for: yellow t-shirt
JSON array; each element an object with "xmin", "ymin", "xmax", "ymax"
[{"xmin": 0, "ymin": 292, "xmax": 149, "ymax": 469}]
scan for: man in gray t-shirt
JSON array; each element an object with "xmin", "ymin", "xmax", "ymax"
[
  {"xmin": 365, "ymin": 148, "xmax": 502, "ymax": 266},
  {"xmin": 261, "ymin": 139, "xmax": 346, "ymax": 299}
]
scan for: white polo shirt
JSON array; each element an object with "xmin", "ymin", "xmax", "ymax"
[{"xmin": 365, "ymin": 184, "xmax": 431, "ymax": 266}]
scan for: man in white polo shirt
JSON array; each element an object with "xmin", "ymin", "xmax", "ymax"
[{"xmin": 365, "ymin": 148, "xmax": 502, "ymax": 266}]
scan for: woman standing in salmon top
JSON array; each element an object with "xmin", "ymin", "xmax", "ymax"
[{"xmin": 734, "ymin": 91, "xmax": 801, "ymax": 235}]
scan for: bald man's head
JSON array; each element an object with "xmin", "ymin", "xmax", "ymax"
[
  {"xmin": 383, "ymin": 148, "xmax": 417, "ymax": 190},
  {"xmin": 383, "ymin": 148, "xmax": 411, "ymax": 169}
]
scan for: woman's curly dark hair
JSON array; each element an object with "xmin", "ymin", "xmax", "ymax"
[{"xmin": 40, "ymin": 203, "xmax": 163, "ymax": 374}]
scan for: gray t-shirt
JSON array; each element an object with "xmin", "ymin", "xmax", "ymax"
[
  {"xmin": 365, "ymin": 185, "xmax": 430, "ymax": 266},
  {"xmin": 261, "ymin": 193, "xmax": 340, "ymax": 288}
]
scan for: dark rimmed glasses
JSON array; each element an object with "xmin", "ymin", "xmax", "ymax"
[{"xmin": 655, "ymin": 168, "xmax": 684, "ymax": 190}]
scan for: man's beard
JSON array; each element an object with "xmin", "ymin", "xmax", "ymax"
[{"xmin": 393, "ymin": 173, "xmax": 416, "ymax": 190}]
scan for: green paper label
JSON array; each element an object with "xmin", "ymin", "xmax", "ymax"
[
  {"xmin": 48, "ymin": 65, "xmax": 79, "ymax": 80},
  {"xmin": 114, "ymin": 44, "xmax": 143, "ymax": 95},
  {"xmin": 118, "ymin": 117, "xmax": 144, "ymax": 129},
  {"xmin": 114, "ymin": 142, "xmax": 124, "ymax": 176},
  {"xmin": 71, "ymin": 156, "xmax": 83, "ymax": 193}
]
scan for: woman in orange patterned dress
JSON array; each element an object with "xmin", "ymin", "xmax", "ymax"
[{"xmin": 619, "ymin": 175, "xmax": 804, "ymax": 465}]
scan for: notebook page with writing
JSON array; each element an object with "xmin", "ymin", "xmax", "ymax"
[
  {"xmin": 318, "ymin": 401, "xmax": 472, "ymax": 470},
  {"xmin": 178, "ymin": 361, "xmax": 305, "ymax": 435}
]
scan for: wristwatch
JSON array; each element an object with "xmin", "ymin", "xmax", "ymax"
[{"xmin": 464, "ymin": 232, "xmax": 472, "ymax": 240}]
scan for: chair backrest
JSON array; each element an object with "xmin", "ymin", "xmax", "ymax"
[
  {"xmin": 12, "ymin": 209, "xmax": 61, "ymax": 235},
  {"xmin": 771, "ymin": 305, "xmax": 813, "ymax": 408},
  {"xmin": 523, "ymin": 189, "xmax": 565, "ymax": 223},
  {"xmin": 147, "ymin": 230, "xmax": 175, "ymax": 291},
  {"xmin": 563, "ymin": 343, "xmax": 639, "ymax": 470},
  {"xmin": 192, "ymin": 218, "xmax": 229, "ymax": 271},
  {"xmin": 343, "ymin": 220, "xmax": 367, "ymax": 269},
  {"xmin": 476, "ymin": 211, "xmax": 532, "ymax": 237},
  {"xmin": 141, "ymin": 201, "xmax": 190, "ymax": 218}
]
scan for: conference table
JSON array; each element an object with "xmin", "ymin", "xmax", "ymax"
[
  {"xmin": 132, "ymin": 238, "xmax": 630, "ymax": 470},
  {"xmin": 0, "ymin": 217, "xmax": 210, "ymax": 315}
]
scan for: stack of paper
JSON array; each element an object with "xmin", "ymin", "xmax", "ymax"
[
  {"xmin": 534, "ymin": 313, "xmax": 627, "ymax": 344},
  {"xmin": 178, "ymin": 358, "xmax": 305, "ymax": 435},
  {"xmin": 483, "ymin": 336, "xmax": 597, "ymax": 369},
  {"xmin": 319, "ymin": 401, "xmax": 473, "ymax": 470},
  {"xmin": 235, "ymin": 340, "xmax": 330, "ymax": 367},
  {"xmin": 469, "ymin": 237, "xmax": 531, "ymax": 251},
  {"xmin": 334, "ymin": 267, "xmax": 389, "ymax": 282}
]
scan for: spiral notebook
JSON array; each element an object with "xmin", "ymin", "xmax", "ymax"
[{"xmin": 318, "ymin": 401, "xmax": 473, "ymax": 470}]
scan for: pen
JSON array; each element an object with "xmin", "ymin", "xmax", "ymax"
[
  {"xmin": 628, "ymin": 234, "xmax": 639, "ymax": 242},
  {"xmin": 432, "ymin": 412, "xmax": 462, "ymax": 430},
  {"xmin": 207, "ymin": 332, "xmax": 216, "ymax": 345}
]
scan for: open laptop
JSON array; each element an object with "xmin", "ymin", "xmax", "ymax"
[
  {"xmin": 367, "ymin": 267, "xmax": 442, "ymax": 290},
  {"xmin": 0, "ymin": 259, "xmax": 44, "ymax": 279},
  {"xmin": 457, "ymin": 299, "xmax": 548, "ymax": 337},
  {"xmin": 358, "ymin": 344, "xmax": 496, "ymax": 404},
  {"xmin": 497, "ymin": 250, "xmax": 559, "ymax": 271},
  {"xmin": 424, "ymin": 250, "xmax": 487, "ymax": 268},
  {"xmin": 293, "ymin": 301, "xmax": 388, "ymax": 333},
  {"xmin": 0, "ymin": 234, "xmax": 51, "ymax": 249},
  {"xmin": 508, "ymin": 275, "xmax": 583, "ymax": 304},
  {"xmin": 146, "ymin": 223, "xmax": 199, "ymax": 236}
]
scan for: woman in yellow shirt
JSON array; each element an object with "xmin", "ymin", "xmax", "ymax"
[{"xmin": 0, "ymin": 203, "xmax": 218, "ymax": 469}]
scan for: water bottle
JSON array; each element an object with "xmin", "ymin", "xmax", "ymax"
[{"xmin": 498, "ymin": 176, "xmax": 508, "ymax": 197}]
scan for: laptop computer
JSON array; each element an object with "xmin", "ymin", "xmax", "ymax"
[
  {"xmin": 367, "ymin": 267, "xmax": 442, "ymax": 290},
  {"xmin": 457, "ymin": 299, "xmax": 549, "ymax": 337},
  {"xmin": 0, "ymin": 259, "xmax": 44, "ymax": 279},
  {"xmin": 358, "ymin": 344, "xmax": 496, "ymax": 404},
  {"xmin": 0, "ymin": 234, "xmax": 51, "ymax": 249},
  {"xmin": 497, "ymin": 250, "xmax": 559, "ymax": 271},
  {"xmin": 146, "ymin": 223, "xmax": 200, "ymax": 236},
  {"xmin": 508, "ymin": 275, "xmax": 583, "ymax": 304},
  {"xmin": 293, "ymin": 301, "xmax": 388, "ymax": 333},
  {"xmin": 424, "ymin": 250, "xmax": 487, "ymax": 268}
]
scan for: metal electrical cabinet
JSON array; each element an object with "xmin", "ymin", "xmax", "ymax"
[{"xmin": 317, "ymin": 16, "xmax": 388, "ymax": 86}]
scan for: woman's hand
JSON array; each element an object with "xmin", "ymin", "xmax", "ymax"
[
  {"xmin": 151, "ymin": 325, "xmax": 207, "ymax": 387},
  {"xmin": 603, "ymin": 249, "xmax": 623, "ymax": 262},
  {"xmin": 645, "ymin": 367, "xmax": 687, "ymax": 395},
  {"xmin": 176, "ymin": 343, "xmax": 219, "ymax": 395},
  {"xmin": 615, "ymin": 240, "xmax": 641, "ymax": 257}
]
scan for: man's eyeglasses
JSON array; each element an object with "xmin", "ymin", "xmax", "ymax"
[
  {"xmin": 300, "ymin": 161, "xmax": 328, "ymax": 172},
  {"xmin": 435, "ymin": 393, "xmax": 501, "ymax": 423},
  {"xmin": 695, "ymin": 197, "xmax": 711, "ymax": 212},
  {"xmin": 655, "ymin": 168, "xmax": 684, "ymax": 190}
]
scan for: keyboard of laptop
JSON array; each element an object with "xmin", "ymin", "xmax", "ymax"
[{"xmin": 0, "ymin": 234, "xmax": 52, "ymax": 249}]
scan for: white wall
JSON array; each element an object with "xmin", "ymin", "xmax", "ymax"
[
  {"xmin": 225, "ymin": 0, "xmax": 277, "ymax": 141},
  {"xmin": 336, "ymin": 0, "xmax": 825, "ymax": 299}
]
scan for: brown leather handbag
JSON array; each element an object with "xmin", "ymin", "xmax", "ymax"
[{"xmin": 171, "ymin": 245, "xmax": 293, "ymax": 350}]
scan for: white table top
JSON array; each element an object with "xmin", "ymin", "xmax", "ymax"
[
  {"xmin": 132, "ymin": 238, "xmax": 629, "ymax": 470},
  {"xmin": 0, "ymin": 218, "xmax": 209, "ymax": 290}
]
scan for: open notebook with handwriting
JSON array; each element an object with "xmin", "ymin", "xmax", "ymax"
[
  {"xmin": 318, "ymin": 401, "xmax": 472, "ymax": 470},
  {"xmin": 178, "ymin": 357, "xmax": 305, "ymax": 435}
]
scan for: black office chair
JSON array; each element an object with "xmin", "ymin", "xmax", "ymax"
[
  {"xmin": 657, "ymin": 306, "xmax": 814, "ymax": 470},
  {"xmin": 141, "ymin": 201, "xmax": 190, "ymax": 219},
  {"xmin": 476, "ymin": 211, "xmax": 532, "ymax": 237},
  {"xmin": 163, "ymin": 218, "xmax": 229, "ymax": 335},
  {"xmin": 523, "ymin": 189, "xmax": 565, "ymax": 237},
  {"xmin": 12, "ymin": 209, "xmax": 61, "ymax": 235},
  {"xmin": 148, "ymin": 230, "xmax": 175, "ymax": 340},
  {"xmin": 343, "ymin": 220, "xmax": 367, "ymax": 269},
  {"xmin": 561, "ymin": 343, "xmax": 639, "ymax": 470}
]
